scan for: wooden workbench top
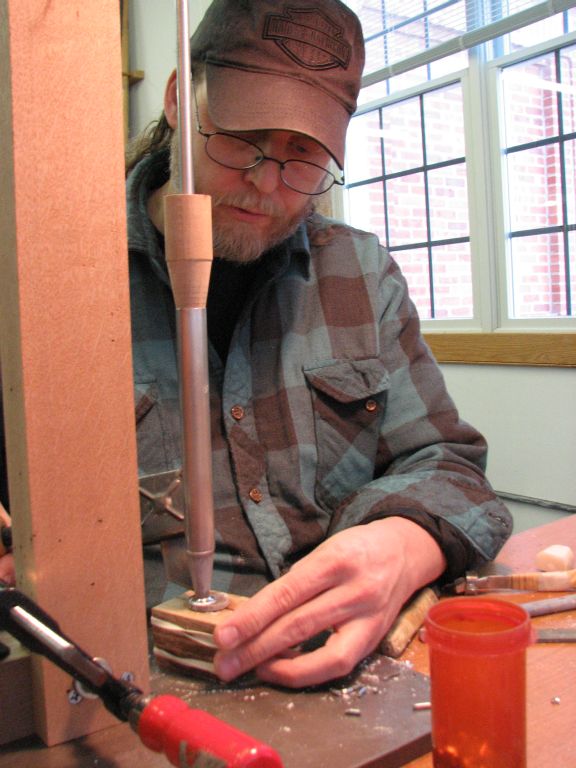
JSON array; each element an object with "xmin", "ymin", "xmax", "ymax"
[
  {"xmin": 402, "ymin": 515, "xmax": 576, "ymax": 768},
  {"xmin": 1, "ymin": 516, "xmax": 574, "ymax": 767}
]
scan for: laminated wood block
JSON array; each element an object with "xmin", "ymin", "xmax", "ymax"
[{"xmin": 151, "ymin": 591, "xmax": 246, "ymax": 677}]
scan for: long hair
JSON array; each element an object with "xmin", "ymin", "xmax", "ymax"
[
  {"xmin": 125, "ymin": 65, "xmax": 204, "ymax": 177},
  {"xmin": 125, "ymin": 112, "xmax": 173, "ymax": 177}
]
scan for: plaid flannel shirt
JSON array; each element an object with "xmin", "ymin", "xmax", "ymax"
[{"xmin": 128, "ymin": 151, "xmax": 512, "ymax": 597}]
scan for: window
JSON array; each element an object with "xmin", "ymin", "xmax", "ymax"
[
  {"xmin": 499, "ymin": 47, "xmax": 576, "ymax": 319},
  {"xmin": 342, "ymin": 0, "xmax": 576, "ymax": 365},
  {"xmin": 346, "ymin": 82, "xmax": 471, "ymax": 320}
]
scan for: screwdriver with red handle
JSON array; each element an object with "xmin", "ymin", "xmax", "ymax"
[{"xmin": 0, "ymin": 584, "xmax": 283, "ymax": 767}]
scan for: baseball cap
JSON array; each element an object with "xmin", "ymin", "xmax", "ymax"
[{"xmin": 189, "ymin": 0, "xmax": 365, "ymax": 168}]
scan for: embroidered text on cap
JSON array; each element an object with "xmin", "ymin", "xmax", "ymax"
[{"xmin": 263, "ymin": 7, "xmax": 352, "ymax": 71}]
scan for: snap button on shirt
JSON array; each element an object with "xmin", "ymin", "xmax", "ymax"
[
  {"xmin": 249, "ymin": 487, "xmax": 263, "ymax": 503},
  {"xmin": 365, "ymin": 399, "xmax": 378, "ymax": 412},
  {"xmin": 230, "ymin": 405, "xmax": 245, "ymax": 421}
]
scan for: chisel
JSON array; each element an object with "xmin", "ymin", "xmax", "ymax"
[{"xmin": 452, "ymin": 569, "xmax": 576, "ymax": 594}]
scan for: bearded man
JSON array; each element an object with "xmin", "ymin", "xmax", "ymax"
[{"xmin": 124, "ymin": 0, "xmax": 511, "ymax": 689}]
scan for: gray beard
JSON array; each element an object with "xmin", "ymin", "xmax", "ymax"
[
  {"xmin": 212, "ymin": 226, "xmax": 285, "ymax": 264},
  {"xmin": 209, "ymin": 190, "xmax": 312, "ymax": 264},
  {"xmin": 169, "ymin": 132, "xmax": 312, "ymax": 264}
]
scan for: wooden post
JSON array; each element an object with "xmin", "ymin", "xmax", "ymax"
[{"xmin": 0, "ymin": 0, "xmax": 149, "ymax": 746}]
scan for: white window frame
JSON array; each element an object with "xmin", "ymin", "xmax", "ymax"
[
  {"xmin": 487, "ymin": 29, "xmax": 576, "ymax": 332},
  {"xmin": 338, "ymin": 28, "xmax": 576, "ymax": 363}
]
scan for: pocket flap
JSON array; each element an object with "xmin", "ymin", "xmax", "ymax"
[{"xmin": 303, "ymin": 358, "xmax": 390, "ymax": 403}]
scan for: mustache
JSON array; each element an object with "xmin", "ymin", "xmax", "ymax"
[{"xmin": 210, "ymin": 191, "xmax": 283, "ymax": 217}]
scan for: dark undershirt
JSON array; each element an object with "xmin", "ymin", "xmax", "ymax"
[
  {"xmin": 155, "ymin": 229, "xmax": 260, "ymax": 363},
  {"xmin": 206, "ymin": 258, "xmax": 260, "ymax": 362}
]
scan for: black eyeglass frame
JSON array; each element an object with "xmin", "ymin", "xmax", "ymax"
[{"xmin": 191, "ymin": 83, "xmax": 345, "ymax": 196}]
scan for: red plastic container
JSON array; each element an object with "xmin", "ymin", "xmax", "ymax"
[{"xmin": 423, "ymin": 598, "xmax": 534, "ymax": 768}]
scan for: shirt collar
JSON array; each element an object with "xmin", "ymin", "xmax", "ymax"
[{"xmin": 126, "ymin": 149, "xmax": 171, "ymax": 284}]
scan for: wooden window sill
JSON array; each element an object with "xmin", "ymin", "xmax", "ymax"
[{"xmin": 424, "ymin": 332, "xmax": 576, "ymax": 366}]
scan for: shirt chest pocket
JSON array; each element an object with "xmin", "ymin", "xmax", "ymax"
[{"xmin": 303, "ymin": 358, "xmax": 390, "ymax": 510}]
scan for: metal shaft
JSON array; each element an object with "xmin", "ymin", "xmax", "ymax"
[
  {"xmin": 176, "ymin": 0, "xmax": 194, "ymax": 195},
  {"xmin": 178, "ymin": 307, "xmax": 214, "ymax": 600},
  {"xmin": 168, "ymin": 3, "xmax": 227, "ymax": 612}
]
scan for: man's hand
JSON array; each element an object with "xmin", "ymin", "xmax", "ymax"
[
  {"xmin": 213, "ymin": 517, "xmax": 446, "ymax": 688},
  {"xmin": 0, "ymin": 502, "xmax": 15, "ymax": 586}
]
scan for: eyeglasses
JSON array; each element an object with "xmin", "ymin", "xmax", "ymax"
[{"xmin": 196, "ymin": 126, "xmax": 345, "ymax": 196}]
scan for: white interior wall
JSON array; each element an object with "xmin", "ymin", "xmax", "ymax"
[
  {"xmin": 440, "ymin": 364, "xmax": 575, "ymax": 530},
  {"xmin": 128, "ymin": 0, "xmax": 212, "ymax": 137},
  {"xmin": 440, "ymin": 364, "xmax": 575, "ymax": 506},
  {"xmin": 127, "ymin": 0, "xmax": 575, "ymax": 532}
]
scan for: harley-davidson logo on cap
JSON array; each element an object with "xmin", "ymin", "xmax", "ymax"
[{"xmin": 263, "ymin": 8, "xmax": 352, "ymax": 70}]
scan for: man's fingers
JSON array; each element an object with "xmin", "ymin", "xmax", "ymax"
[
  {"xmin": 214, "ymin": 561, "xmax": 339, "ymax": 650},
  {"xmin": 0, "ymin": 503, "xmax": 10, "ymax": 526},
  {"xmin": 0, "ymin": 554, "xmax": 16, "ymax": 586},
  {"xmin": 214, "ymin": 584, "xmax": 358, "ymax": 681},
  {"xmin": 255, "ymin": 619, "xmax": 382, "ymax": 689},
  {"xmin": 214, "ymin": 532, "xmax": 372, "ymax": 652}
]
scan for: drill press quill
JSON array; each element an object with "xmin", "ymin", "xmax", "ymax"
[{"xmin": 164, "ymin": 0, "xmax": 227, "ymax": 613}]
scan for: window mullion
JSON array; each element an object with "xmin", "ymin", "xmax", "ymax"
[
  {"xmin": 555, "ymin": 48, "xmax": 573, "ymax": 315},
  {"xmin": 462, "ymin": 47, "xmax": 501, "ymax": 330}
]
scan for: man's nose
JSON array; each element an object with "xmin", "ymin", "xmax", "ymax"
[{"xmin": 243, "ymin": 158, "xmax": 283, "ymax": 195}]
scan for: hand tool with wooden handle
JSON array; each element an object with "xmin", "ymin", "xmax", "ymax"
[
  {"xmin": 379, "ymin": 587, "xmax": 438, "ymax": 657},
  {"xmin": 453, "ymin": 569, "xmax": 576, "ymax": 593}
]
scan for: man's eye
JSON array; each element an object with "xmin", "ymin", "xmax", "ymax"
[
  {"xmin": 289, "ymin": 141, "xmax": 328, "ymax": 165},
  {"xmin": 291, "ymin": 141, "xmax": 315, "ymax": 157},
  {"xmin": 292, "ymin": 142, "xmax": 310, "ymax": 155}
]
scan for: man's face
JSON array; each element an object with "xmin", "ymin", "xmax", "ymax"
[{"xmin": 171, "ymin": 83, "xmax": 325, "ymax": 263}]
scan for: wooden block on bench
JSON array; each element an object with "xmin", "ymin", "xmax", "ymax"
[{"xmin": 151, "ymin": 591, "xmax": 246, "ymax": 677}]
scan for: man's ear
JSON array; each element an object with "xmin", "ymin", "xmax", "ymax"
[{"xmin": 164, "ymin": 70, "xmax": 178, "ymax": 129}]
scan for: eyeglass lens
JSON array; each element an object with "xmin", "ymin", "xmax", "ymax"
[{"xmin": 204, "ymin": 133, "xmax": 337, "ymax": 195}]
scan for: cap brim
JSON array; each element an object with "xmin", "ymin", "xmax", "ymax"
[{"xmin": 204, "ymin": 65, "xmax": 348, "ymax": 168}]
